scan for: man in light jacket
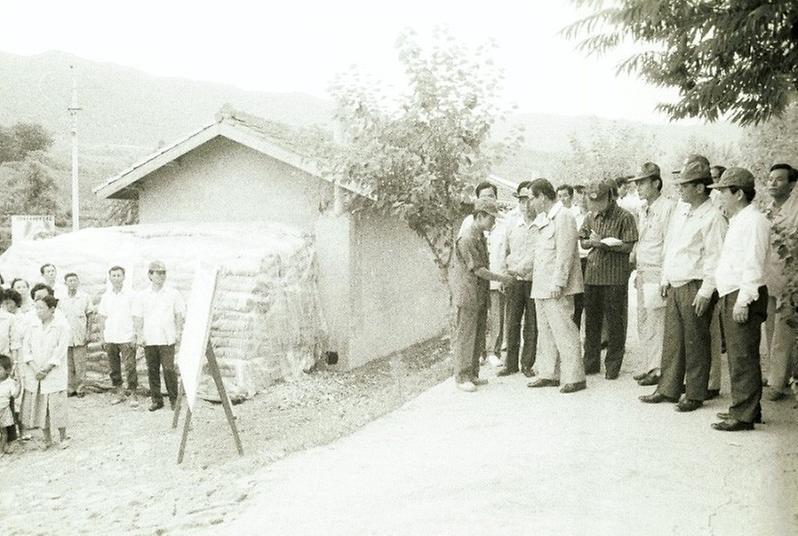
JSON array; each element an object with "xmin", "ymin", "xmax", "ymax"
[{"xmin": 527, "ymin": 178, "xmax": 586, "ymax": 393}]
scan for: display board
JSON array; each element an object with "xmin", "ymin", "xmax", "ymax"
[{"xmin": 176, "ymin": 263, "xmax": 218, "ymax": 411}]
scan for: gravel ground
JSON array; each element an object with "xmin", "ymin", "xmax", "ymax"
[{"xmin": 0, "ymin": 337, "xmax": 453, "ymax": 536}]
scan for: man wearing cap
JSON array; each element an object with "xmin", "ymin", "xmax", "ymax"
[
  {"xmin": 528, "ymin": 178, "xmax": 586, "ymax": 393},
  {"xmin": 709, "ymin": 168, "xmax": 770, "ymax": 431},
  {"xmin": 763, "ymin": 163, "xmax": 798, "ymax": 402},
  {"xmin": 133, "ymin": 260, "xmax": 185, "ymax": 411},
  {"xmin": 628, "ymin": 162, "xmax": 675, "ymax": 386},
  {"xmin": 459, "ymin": 181, "xmax": 507, "ymax": 368},
  {"xmin": 641, "ymin": 155, "xmax": 727, "ymax": 411},
  {"xmin": 451, "ymin": 199, "xmax": 517, "ymax": 392},
  {"xmin": 579, "ymin": 179, "xmax": 638, "ymax": 379},
  {"xmin": 498, "ymin": 182, "xmax": 538, "ymax": 378}
]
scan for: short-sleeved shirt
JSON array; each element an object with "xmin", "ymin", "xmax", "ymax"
[
  {"xmin": 579, "ymin": 201, "xmax": 638, "ymax": 286},
  {"xmin": 59, "ymin": 290, "xmax": 95, "ymax": 346},
  {"xmin": 133, "ymin": 286, "xmax": 185, "ymax": 346},
  {"xmin": 98, "ymin": 288, "xmax": 136, "ymax": 344},
  {"xmin": 452, "ymin": 221, "xmax": 490, "ymax": 309}
]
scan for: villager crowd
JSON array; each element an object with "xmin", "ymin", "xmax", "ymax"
[
  {"xmin": 453, "ymin": 155, "xmax": 798, "ymax": 432},
  {"xmin": 0, "ymin": 260, "xmax": 184, "ymax": 452}
]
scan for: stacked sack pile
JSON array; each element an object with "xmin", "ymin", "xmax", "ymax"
[{"xmin": 0, "ymin": 222, "xmax": 327, "ymax": 401}]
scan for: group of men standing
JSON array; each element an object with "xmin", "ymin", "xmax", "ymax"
[{"xmin": 452, "ymin": 155, "xmax": 798, "ymax": 432}]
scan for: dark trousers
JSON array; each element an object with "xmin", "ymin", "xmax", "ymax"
[
  {"xmin": 572, "ymin": 258, "xmax": 588, "ymax": 327},
  {"xmin": 107, "ymin": 342, "xmax": 138, "ymax": 390},
  {"xmin": 583, "ymin": 284, "xmax": 628, "ymax": 375},
  {"xmin": 144, "ymin": 345, "xmax": 178, "ymax": 403},
  {"xmin": 658, "ymin": 281, "xmax": 717, "ymax": 400},
  {"xmin": 453, "ymin": 306, "xmax": 488, "ymax": 383},
  {"xmin": 491, "ymin": 290, "xmax": 505, "ymax": 356},
  {"xmin": 505, "ymin": 281, "xmax": 537, "ymax": 371},
  {"xmin": 722, "ymin": 287, "xmax": 768, "ymax": 423}
]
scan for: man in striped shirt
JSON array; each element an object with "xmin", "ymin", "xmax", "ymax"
[{"xmin": 579, "ymin": 179, "xmax": 638, "ymax": 379}]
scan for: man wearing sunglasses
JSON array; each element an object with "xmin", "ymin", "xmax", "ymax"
[{"xmin": 133, "ymin": 260, "xmax": 185, "ymax": 411}]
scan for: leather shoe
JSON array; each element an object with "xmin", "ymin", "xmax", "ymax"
[
  {"xmin": 705, "ymin": 389, "xmax": 721, "ymax": 400},
  {"xmin": 716, "ymin": 411, "xmax": 763, "ymax": 424},
  {"xmin": 675, "ymin": 398, "xmax": 702, "ymax": 412},
  {"xmin": 496, "ymin": 369, "xmax": 517, "ymax": 377},
  {"xmin": 528, "ymin": 378, "xmax": 560, "ymax": 388},
  {"xmin": 639, "ymin": 392, "xmax": 678, "ymax": 404},
  {"xmin": 605, "ymin": 371, "xmax": 619, "ymax": 380},
  {"xmin": 637, "ymin": 372, "xmax": 660, "ymax": 386},
  {"xmin": 472, "ymin": 378, "xmax": 488, "ymax": 386},
  {"xmin": 148, "ymin": 401, "xmax": 164, "ymax": 412},
  {"xmin": 763, "ymin": 388, "xmax": 786, "ymax": 401},
  {"xmin": 632, "ymin": 372, "xmax": 647, "ymax": 381},
  {"xmin": 521, "ymin": 367, "xmax": 535, "ymax": 378},
  {"xmin": 712, "ymin": 419, "xmax": 754, "ymax": 432},
  {"xmin": 560, "ymin": 381, "xmax": 586, "ymax": 394}
]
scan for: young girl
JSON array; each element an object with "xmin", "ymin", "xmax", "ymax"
[{"xmin": 0, "ymin": 354, "xmax": 18, "ymax": 454}]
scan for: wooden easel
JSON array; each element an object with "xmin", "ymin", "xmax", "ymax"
[
  {"xmin": 171, "ymin": 267, "xmax": 244, "ymax": 464},
  {"xmin": 172, "ymin": 340, "xmax": 244, "ymax": 463}
]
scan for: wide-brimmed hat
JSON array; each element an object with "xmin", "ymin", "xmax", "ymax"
[
  {"xmin": 673, "ymin": 154, "xmax": 711, "ymax": 184},
  {"xmin": 629, "ymin": 162, "xmax": 661, "ymax": 182}
]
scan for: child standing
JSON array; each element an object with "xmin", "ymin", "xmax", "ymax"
[{"xmin": 0, "ymin": 354, "xmax": 18, "ymax": 454}]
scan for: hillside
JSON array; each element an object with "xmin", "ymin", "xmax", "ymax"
[{"xmin": 1, "ymin": 49, "xmax": 744, "ymax": 191}]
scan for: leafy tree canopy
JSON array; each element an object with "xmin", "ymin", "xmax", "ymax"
[
  {"xmin": 565, "ymin": 0, "xmax": 798, "ymax": 125},
  {"xmin": 323, "ymin": 28, "xmax": 522, "ymax": 284}
]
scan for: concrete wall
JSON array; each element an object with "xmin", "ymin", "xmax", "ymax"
[
  {"xmin": 346, "ymin": 212, "xmax": 449, "ymax": 368},
  {"xmin": 138, "ymin": 136, "xmax": 331, "ymax": 232}
]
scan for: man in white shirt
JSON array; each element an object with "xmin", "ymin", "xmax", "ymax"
[
  {"xmin": 133, "ymin": 261, "xmax": 185, "ymax": 411},
  {"xmin": 59, "ymin": 273, "xmax": 95, "ymax": 397},
  {"xmin": 763, "ymin": 163, "xmax": 798, "ymax": 401},
  {"xmin": 498, "ymin": 183, "xmax": 538, "ymax": 378},
  {"xmin": 708, "ymin": 168, "xmax": 770, "ymax": 431},
  {"xmin": 39, "ymin": 263, "xmax": 67, "ymax": 300},
  {"xmin": 640, "ymin": 155, "xmax": 727, "ymax": 411},
  {"xmin": 98, "ymin": 266, "xmax": 138, "ymax": 406},
  {"xmin": 627, "ymin": 162, "xmax": 675, "ymax": 386}
]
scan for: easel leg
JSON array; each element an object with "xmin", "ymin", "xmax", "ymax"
[
  {"xmin": 206, "ymin": 342, "xmax": 244, "ymax": 456},
  {"xmin": 177, "ymin": 406, "xmax": 192, "ymax": 464},
  {"xmin": 172, "ymin": 380, "xmax": 184, "ymax": 429}
]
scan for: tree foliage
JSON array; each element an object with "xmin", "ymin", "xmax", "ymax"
[
  {"xmin": 0, "ymin": 122, "xmax": 54, "ymax": 163},
  {"xmin": 564, "ymin": 0, "xmax": 798, "ymax": 125},
  {"xmin": 322, "ymin": 29, "xmax": 522, "ymax": 287},
  {"xmin": 550, "ymin": 123, "xmax": 658, "ymax": 185}
]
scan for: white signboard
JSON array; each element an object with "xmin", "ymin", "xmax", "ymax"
[
  {"xmin": 10, "ymin": 215, "xmax": 55, "ymax": 244},
  {"xmin": 176, "ymin": 264, "xmax": 219, "ymax": 411}
]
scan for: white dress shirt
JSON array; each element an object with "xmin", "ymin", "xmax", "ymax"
[
  {"xmin": 662, "ymin": 198, "xmax": 727, "ymax": 298},
  {"xmin": 715, "ymin": 204, "xmax": 770, "ymax": 306}
]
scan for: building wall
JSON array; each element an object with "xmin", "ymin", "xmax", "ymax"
[
  {"xmin": 346, "ymin": 212, "xmax": 449, "ymax": 368},
  {"xmin": 133, "ymin": 135, "xmax": 447, "ymax": 370},
  {"xmin": 138, "ymin": 136, "xmax": 331, "ymax": 232}
]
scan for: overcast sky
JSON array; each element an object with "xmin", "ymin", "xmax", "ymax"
[{"xmin": 3, "ymin": 0, "xmax": 684, "ymax": 124}]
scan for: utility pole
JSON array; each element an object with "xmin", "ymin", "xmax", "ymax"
[{"xmin": 68, "ymin": 64, "xmax": 82, "ymax": 231}]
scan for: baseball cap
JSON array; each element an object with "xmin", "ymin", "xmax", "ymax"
[
  {"xmin": 630, "ymin": 162, "xmax": 661, "ymax": 182},
  {"xmin": 585, "ymin": 179, "xmax": 612, "ymax": 201},
  {"xmin": 148, "ymin": 260, "xmax": 167, "ymax": 272},
  {"xmin": 474, "ymin": 198, "xmax": 499, "ymax": 216},
  {"xmin": 708, "ymin": 167, "xmax": 755, "ymax": 190}
]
